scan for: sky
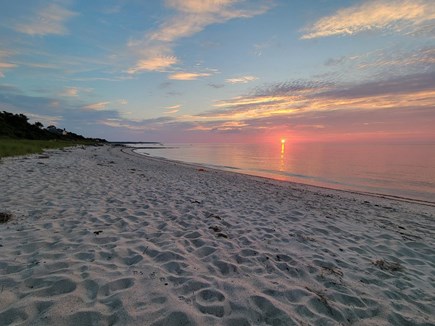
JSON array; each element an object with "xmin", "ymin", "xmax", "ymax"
[{"xmin": 0, "ymin": 0, "xmax": 434, "ymax": 143}]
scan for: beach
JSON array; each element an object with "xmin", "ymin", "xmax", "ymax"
[{"xmin": 0, "ymin": 145, "xmax": 434, "ymax": 325}]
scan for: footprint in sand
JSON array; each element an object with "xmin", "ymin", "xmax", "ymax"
[{"xmin": 194, "ymin": 288, "xmax": 227, "ymax": 318}]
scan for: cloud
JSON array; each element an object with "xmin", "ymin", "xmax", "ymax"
[
  {"xmin": 234, "ymin": 105, "xmax": 435, "ymax": 143},
  {"xmin": 6, "ymin": 74, "xmax": 430, "ymax": 143},
  {"xmin": 0, "ymin": 63, "xmax": 18, "ymax": 69},
  {"xmin": 159, "ymin": 72, "xmax": 433, "ymax": 142},
  {"xmin": 164, "ymin": 104, "xmax": 181, "ymax": 114},
  {"xmin": 14, "ymin": 4, "xmax": 77, "ymax": 36},
  {"xmin": 166, "ymin": 104, "xmax": 181, "ymax": 109},
  {"xmin": 60, "ymin": 87, "xmax": 78, "ymax": 97},
  {"xmin": 83, "ymin": 101, "xmax": 110, "ymax": 110},
  {"xmin": 198, "ymin": 72, "xmax": 435, "ymax": 122},
  {"xmin": 118, "ymin": 99, "xmax": 128, "ymax": 105},
  {"xmin": 321, "ymin": 72, "xmax": 435, "ymax": 99},
  {"xmin": 99, "ymin": 119, "xmax": 145, "ymax": 131},
  {"xmin": 301, "ymin": 0, "xmax": 435, "ymax": 39},
  {"xmin": 164, "ymin": 0, "xmax": 235, "ymax": 14},
  {"xmin": 127, "ymin": 56, "xmax": 178, "ymax": 73},
  {"xmin": 128, "ymin": 0, "xmax": 271, "ymax": 73},
  {"xmin": 0, "ymin": 51, "xmax": 18, "ymax": 77},
  {"xmin": 226, "ymin": 75, "xmax": 258, "ymax": 84},
  {"xmin": 99, "ymin": 116, "xmax": 176, "ymax": 131},
  {"xmin": 357, "ymin": 47, "xmax": 435, "ymax": 72},
  {"xmin": 168, "ymin": 72, "xmax": 211, "ymax": 80},
  {"xmin": 189, "ymin": 120, "xmax": 248, "ymax": 131},
  {"xmin": 59, "ymin": 87, "xmax": 94, "ymax": 97},
  {"xmin": 253, "ymin": 80, "xmax": 333, "ymax": 97},
  {"xmin": 151, "ymin": 0, "xmax": 270, "ymax": 42},
  {"xmin": 200, "ymin": 81, "xmax": 334, "ymax": 120},
  {"xmin": 214, "ymin": 95, "xmax": 288, "ymax": 108},
  {"xmin": 321, "ymin": 47, "xmax": 435, "ymax": 83}
]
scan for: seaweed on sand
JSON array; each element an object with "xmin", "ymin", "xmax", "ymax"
[{"xmin": 0, "ymin": 211, "xmax": 13, "ymax": 223}]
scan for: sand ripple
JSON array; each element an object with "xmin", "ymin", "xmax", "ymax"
[{"xmin": 0, "ymin": 145, "xmax": 434, "ymax": 325}]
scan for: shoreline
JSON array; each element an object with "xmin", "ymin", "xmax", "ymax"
[
  {"xmin": 129, "ymin": 147, "xmax": 435, "ymax": 208},
  {"xmin": 1, "ymin": 144, "xmax": 434, "ymax": 325}
]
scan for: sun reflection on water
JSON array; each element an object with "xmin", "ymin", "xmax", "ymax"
[{"xmin": 280, "ymin": 139, "xmax": 286, "ymax": 171}]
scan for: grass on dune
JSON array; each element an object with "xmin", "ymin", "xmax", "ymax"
[{"xmin": 0, "ymin": 139, "xmax": 94, "ymax": 158}]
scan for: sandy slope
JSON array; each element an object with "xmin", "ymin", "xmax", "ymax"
[{"xmin": 0, "ymin": 145, "xmax": 434, "ymax": 325}]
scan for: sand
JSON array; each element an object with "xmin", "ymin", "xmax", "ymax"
[{"xmin": 0, "ymin": 145, "xmax": 434, "ymax": 325}]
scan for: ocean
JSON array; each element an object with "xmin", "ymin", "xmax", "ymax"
[{"xmin": 132, "ymin": 143, "xmax": 435, "ymax": 203}]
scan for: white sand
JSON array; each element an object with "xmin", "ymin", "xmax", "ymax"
[{"xmin": 0, "ymin": 145, "xmax": 434, "ymax": 325}]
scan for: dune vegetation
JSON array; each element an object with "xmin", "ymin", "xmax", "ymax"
[
  {"xmin": 0, "ymin": 111, "xmax": 105, "ymax": 158},
  {"xmin": 0, "ymin": 138, "xmax": 95, "ymax": 158}
]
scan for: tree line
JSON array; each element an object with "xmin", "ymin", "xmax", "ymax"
[{"xmin": 0, "ymin": 111, "xmax": 106, "ymax": 142}]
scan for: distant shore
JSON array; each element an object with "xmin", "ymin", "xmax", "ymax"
[{"xmin": 0, "ymin": 144, "xmax": 434, "ymax": 325}]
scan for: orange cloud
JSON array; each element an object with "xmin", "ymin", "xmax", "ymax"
[
  {"xmin": 128, "ymin": 56, "xmax": 178, "ymax": 73},
  {"xmin": 214, "ymin": 95, "xmax": 289, "ymax": 108},
  {"xmin": 0, "ymin": 63, "xmax": 17, "ymax": 69},
  {"xmin": 165, "ymin": 0, "xmax": 236, "ymax": 14},
  {"xmin": 302, "ymin": 0, "xmax": 435, "ymax": 39},
  {"xmin": 168, "ymin": 72, "xmax": 211, "ymax": 80},
  {"xmin": 164, "ymin": 104, "xmax": 181, "ymax": 114},
  {"xmin": 205, "ymin": 87, "xmax": 435, "ymax": 122}
]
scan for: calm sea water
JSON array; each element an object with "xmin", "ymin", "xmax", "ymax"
[{"xmin": 133, "ymin": 143, "xmax": 435, "ymax": 203}]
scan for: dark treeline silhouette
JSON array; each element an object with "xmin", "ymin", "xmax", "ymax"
[{"xmin": 0, "ymin": 111, "xmax": 106, "ymax": 142}]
